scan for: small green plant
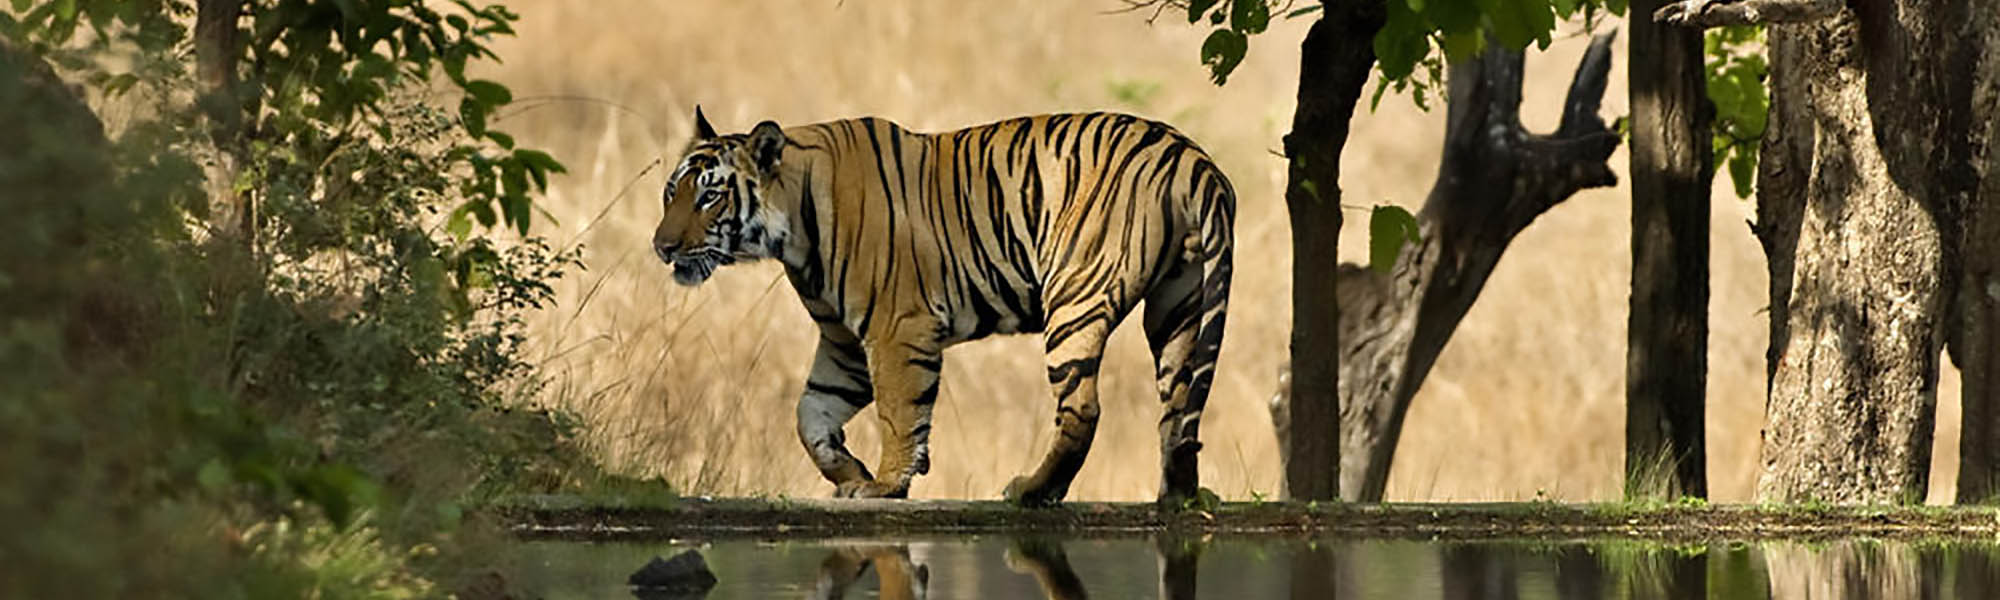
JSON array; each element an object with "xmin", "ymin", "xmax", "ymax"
[
  {"xmin": 1796, "ymin": 497, "xmax": 1834, "ymax": 515},
  {"xmin": 1181, "ymin": 487, "xmax": 1225, "ymax": 513}
]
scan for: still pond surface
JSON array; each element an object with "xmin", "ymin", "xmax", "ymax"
[{"xmin": 517, "ymin": 536, "xmax": 2000, "ymax": 599}]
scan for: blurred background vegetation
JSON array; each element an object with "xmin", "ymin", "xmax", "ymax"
[{"xmin": 0, "ymin": 1, "xmax": 641, "ymax": 596}]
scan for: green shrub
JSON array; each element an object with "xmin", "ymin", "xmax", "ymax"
[{"xmin": 1, "ymin": 2, "xmax": 607, "ymax": 597}]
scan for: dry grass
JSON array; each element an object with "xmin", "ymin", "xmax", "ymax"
[{"xmin": 481, "ymin": 0, "xmax": 1965, "ymax": 503}]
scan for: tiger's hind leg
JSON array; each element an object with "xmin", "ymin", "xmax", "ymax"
[
  {"xmin": 1143, "ymin": 255, "xmax": 1226, "ymax": 507},
  {"xmin": 1005, "ymin": 297, "xmax": 1119, "ymax": 507}
]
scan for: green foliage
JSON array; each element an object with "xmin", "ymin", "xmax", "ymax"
[
  {"xmin": 1188, "ymin": 0, "xmax": 1269, "ymax": 84},
  {"xmin": 1179, "ymin": 486, "xmax": 1225, "ymax": 512},
  {"xmin": 2, "ymin": 1, "xmax": 596, "ymax": 596},
  {"xmin": 1705, "ymin": 25, "xmax": 1767, "ymax": 198},
  {"xmin": 1373, "ymin": 0, "xmax": 1621, "ymax": 110},
  {"xmin": 1368, "ymin": 205, "xmax": 1421, "ymax": 274},
  {"xmin": 1177, "ymin": 0, "xmax": 1622, "ymax": 108},
  {"xmin": 6, "ymin": 0, "xmax": 563, "ymax": 237}
]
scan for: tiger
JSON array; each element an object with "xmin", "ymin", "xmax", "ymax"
[{"xmin": 651, "ymin": 106, "xmax": 1235, "ymax": 506}]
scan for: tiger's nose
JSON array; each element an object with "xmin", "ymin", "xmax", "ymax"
[{"xmin": 653, "ymin": 240, "xmax": 678, "ymax": 262}]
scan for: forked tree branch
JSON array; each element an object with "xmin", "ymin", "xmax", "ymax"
[{"xmin": 1273, "ymin": 33, "xmax": 1622, "ymax": 502}]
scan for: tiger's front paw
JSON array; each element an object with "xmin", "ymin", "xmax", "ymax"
[
  {"xmin": 834, "ymin": 478, "xmax": 908, "ymax": 499},
  {"xmin": 1003, "ymin": 476, "xmax": 1063, "ymax": 508}
]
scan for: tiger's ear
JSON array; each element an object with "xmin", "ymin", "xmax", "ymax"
[
  {"xmin": 749, "ymin": 120, "xmax": 786, "ymax": 173},
  {"xmin": 693, "ymin": 105, "xmax": 718, "ymax": 140}
]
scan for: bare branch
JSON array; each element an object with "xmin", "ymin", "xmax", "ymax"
[
  {"xmin": 1107, "ymin": 0, "xmax": 1182, "ymax": 22},
  {"xmin": 1652, "ymin": 0, "xmax": 1843, "ymax": 28}
]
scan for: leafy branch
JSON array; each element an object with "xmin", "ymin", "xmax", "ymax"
[
  {"xmin": 5, "ymin": 0, "xmax": 564, "ymax": 237},
  {"xmin": 1704, "ymin": 25, "xmax": 1766, "ymax": 198}
]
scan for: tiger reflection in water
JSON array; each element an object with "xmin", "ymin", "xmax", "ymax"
[{"xmin": 811, "ymin": 545, "xmax": 928, "ymax": 600}]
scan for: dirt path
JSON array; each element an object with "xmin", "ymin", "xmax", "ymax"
[{"xmin": 503, "ymin": 496, "xmax": 2000, "ymax": 542}]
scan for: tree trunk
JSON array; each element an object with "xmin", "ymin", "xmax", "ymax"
[
  {"xmin": 1273, "ymin": 36, "xmax": 1622, "ymax": 501},
  {"xmin": 1954, "ymin": 9, "xmax": 2000, "ymax": 504},
  {"xmin": 1748, "ymin": 0, "xmax": 1978, "ymax": 505},
  {"xmin": 1624, "ymin": 0, "xmax": 1714, "ymax": 501},
  {"xmin": 195, "ymin": 0, "xmax": 251, "ymax": 246},
  {"xmin": 1278, "ymin": 0, "xmax": 1385, "ymax": 501}
]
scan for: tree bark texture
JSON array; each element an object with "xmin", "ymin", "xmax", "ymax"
[
  {"xmin": 1751, "ymin": 0, "xmax": 1979, "ymax": 504},
  {"xmin": 1652, "ymin": 0, "xmax": 1844, "ymax": 28},
  {"xmin": 1279, "ymin": 0, "xmax": 1385, "ymax": 502},
  {"xmin": 1272, "ymin": 36, "xmax": 1621, "ymax": 502},
  {"xmin": 1625, "ymin": 0, "xmax": 1714, "ymax": 501},
  {"xmin": 1953, "ymin": 7, "xmax": 2000, "ymax": 504},
  {"xmin": 195, "ymin": 0, "xmax": 251, "ymax": 246}
]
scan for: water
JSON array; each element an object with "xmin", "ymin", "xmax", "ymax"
[{"xmin": 512, "ymin": 536, "xmax": 2000, "ymax": 599}]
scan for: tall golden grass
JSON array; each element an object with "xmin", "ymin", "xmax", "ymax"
[{"xmin": 482, "ymin": 0, "xmax": 1963, "ymax": 503}]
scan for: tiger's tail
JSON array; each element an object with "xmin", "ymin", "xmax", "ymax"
[{"xmin": 1189, "ymin": 159, "xmax": 1235, "ymax": 409}]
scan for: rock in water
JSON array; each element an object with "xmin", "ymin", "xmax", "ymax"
[{"xmin": 628, "ymin": 550, "xmax": 718, "ymax": 598}]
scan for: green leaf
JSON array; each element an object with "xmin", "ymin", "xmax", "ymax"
[
  {"xmin": 53, "ymin": 0, "xmax": 74, "ymax": 20},
  {"xmin": 1231, "ymin": 0, "xmax": 1269, "ymax": 34},
  {"xmin": 1422, "ymin": 0, "xmax": 1481, "ymax": 34},
  {"xmin": 1704, "ymin": 25, "xmax": 1768, "ymax": 199},
  {"xmin": 470, "ymin": 199, "xmax": 496, "ymax": 227},
  {"xmin": 462, "ymin": 78, "xmax": 512, "ymax": 107},
  {"xmin": 1484, "ymin": 0, "xmax": 1555, "ymax": 50},
  {"xmin": 487, "ymin": 130, "xmax": 515, "ymax": 150},
  {"xmin": 1373, "ymin": 1, "xmax": 1430, "ymax": 82},
  {"xmin": 11, "ymin": 0, "xmax": 30, "ymax": 13},
  {"xmin": 447, "ymin": 204, "xmax": 474, "ymax": 240},
  {"xmin": 513, "ymin": 149, "xmax": 566, "ymax": 190},
  {"xmin": 1438, "ymin": 29, "xmax": 1483, "ymax": 61},
  {"xmin": 1727, "ymin": 146, "xmax": 1757, "ymax": 199},
  {"xmin": 1368, "ymin": 205, "xmax": 1421, "ymax": 275},
  {"xmin": 460, "ymin": 97, "xmax": 487, "ymax": 137},
  {"xmin": 1285, "ymin": 4, "xmax": 1322, "ymax": 18},
  {"xmin": 1199, "ymin": 28, "xmax": 1248, "ymax": 85},
  {"xmin": 513, "ymin": 148, "xmax": 564, "ymax": 173},
  {"xmin": 1187, "ymin": 0, "xmax": 1220, "ymax": 23}
]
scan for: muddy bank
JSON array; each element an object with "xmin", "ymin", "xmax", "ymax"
[{"xmin": 502, "ymin": 496, "xmax": 2000, "ymax": 542}]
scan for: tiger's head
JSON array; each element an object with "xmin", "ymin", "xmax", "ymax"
[{"xmin": 653, "ymin": 106, "xmax": 792, "ymax": 286}]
